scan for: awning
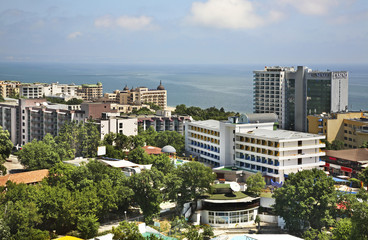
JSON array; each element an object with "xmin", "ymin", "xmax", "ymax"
[{"xmin": 333, "ymin": 177, "xmax": 350, "ymax": 182}]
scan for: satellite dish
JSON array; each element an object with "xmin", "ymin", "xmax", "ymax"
[{"xmin": 230, "ymin": 182, "xmax": 241, "ymax": 192}]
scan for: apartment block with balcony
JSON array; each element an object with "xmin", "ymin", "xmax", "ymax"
[
  {"xmin": 185, "ymin": 113, "xmax": 325, "ymax": 183},
  {"xmin": 104, "ymin": 82, "xmax": 167, "ymax": 110},
  {"xmin": 234, "ymin": 129, "xmax": 325, "ymax": 183},
  {"xmin": 77, "ymin": 82, "xmax": 103, "ymax": 101},
  {"xmin": 0, "ymin": 81, "xmax": 20, "ymax": 98},
  {"xmin": 308, "ymin": 111, "xmax": 368, "ymax": 149}
]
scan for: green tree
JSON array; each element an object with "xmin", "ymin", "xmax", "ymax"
[
  {"xmin": 173, "ymin": 162, "xmax": 216, "ymax": 211},
  {"xmin": 103, "ymin": 132, "xmax": 116, "ymax": 146},
  {"xmin": 78, "ymin": 121, "xmax": 100, "ymax": 158},
  {"xmin": 273, "ymin": 169, "xmax": 336, "ymax": 234},
  {"xmin": 128, "ymin": 147, "xmax": 152, "ymax": 164},
  {"xmin": 139, "ymin": 126, "xmax": 157, "ymax": 146},
  {"xmin": 350, "ymin": 192, "xmax": 368, "ymax": 239},
  {"xmin": 332, "ymin": 218, "xmax": 352, "ymax": 240},
  {"xmin": 303, "ymin": 228, "xmax": 329, "ymax": 240},
  {"xmin": 55, "ymin": 121, "xmax": 79, "ymax": 160},
  {"xmin": 154, "ymin": 131, "xmax": 185, "ymax": 154},
  {"xmin": 115, "ymin": 133, "xmax": 129, "ymax": 150},
  {"xmin": 77, "ymin": 214, "xmax": 99, "ymax": 239},
  {"xmin": 246, "ymin": 172, "xmax": 266, "ymax": 196},
  {"xmin": 151, "ymin": 154, "xmax": 174, "ymax": 175},
  {"xmin": 66, "ymin": 98, "xmax": 83, "ymax": 105},
  {"xmin": 112, "ymin": 221, "xmax": 144, "ymax": 240},
  {"xmin": 0, "ymin": 126, "xmax": 13, "ymax": 175},
  {"xmin": 129, "ymin": 169, "xmax": 164, "ymax": 223},
  {"xmin": 18, "ymin": 134, "xmax": 61, "ymax": 170},
  {"xmin": 184, "ymin": 226, "xmax": 203, "ymax": 240}
]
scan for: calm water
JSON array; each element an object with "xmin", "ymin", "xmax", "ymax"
[{"xmin": 0, "ymin": 62, "xmax": 367, "ymax": 113}]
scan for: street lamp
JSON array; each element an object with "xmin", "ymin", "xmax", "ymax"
[{"xmin": 124, "ymin": 211, "xmax": 127, "ymax": 221}]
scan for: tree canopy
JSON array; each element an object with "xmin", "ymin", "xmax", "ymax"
[
  {"xmin": 0, "ymin": 126, "xmax": 13, "ymax": 175},
  {"xmin": 246, "ymin": 172, "xmax": 266, "ymax": 196},
  {"xmin": 174, "ymin": 104, "xmax": 238, "ymax": 121},
  {"xmin": 273, "ymin": 169, "xmax": 336, "ymax": 234}
]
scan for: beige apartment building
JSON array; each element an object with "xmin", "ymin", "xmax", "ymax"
[
  {"xmin": 308, "ymin": 111, "xmax": 368, "ymax": 148},
  {"xmin": 77, "ymin": 82, "xmax": 103, "ymax": 101},
  {"xmin": 0, "ymin": 81, "xmax": 20, "ymax": 98},
  {"xmin": 104, "ymin": 82, "xmax": 167, "ymax": 109}
]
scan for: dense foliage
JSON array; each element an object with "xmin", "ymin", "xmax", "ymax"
[
  {"xmin": 174, "ymin": 104, "xmax": 238, "ymax": 121},
  {"xmin": 245, "ymin": 172, "xmax": 266, "ymax": 196},
  {"xmin": 0, "ymin": 126, "xmax": 13, "ymax": 175},
  {"xmin": 131, "ymin": 107, "xmax": 155, "ymax": 115},
  {"xmin": 273, "ymin": 169, "xmax": 336, "ymax": 234},
  {"xmin": 18, "ymin": 121, "xmax": 101, "ymax": 170},
  {"xmin": 46, "ymin": 97, "xmax": 83, "ymax": 105},
  {"xmin": 324, "ymin": 140, "xmax": 344, "ymax": 150}
]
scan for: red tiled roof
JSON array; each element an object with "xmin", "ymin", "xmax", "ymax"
[
  {"xmin": 325, "ymin": 148, "xmax": 368, "ymax": 162},
  {"xmin": 0, "ymin": 169, "xmax": 49, "ymax": 186},
  {"xmin": 142, "ymin": 146, "xmax": 162, "ymax": 155}
]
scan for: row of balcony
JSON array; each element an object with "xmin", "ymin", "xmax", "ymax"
[
  {"xmin": 190, "ymin": 140, "xmax": 220, "ymax": 153},
  {"xmin": 237, "ymin": 154, "xmax": 280, "ymax": 166},
  {"xmin": 236, "ymin": 161, "xmax": 279, "ymax": 175},
  {"xmin": 189, "ymin": 133, "xmax": 220, "ymax": 144},
  {"xmin": 189, "ymin": 126, "xmax": 220, "ymax": 137}
]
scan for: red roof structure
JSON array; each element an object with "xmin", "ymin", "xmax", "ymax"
[
  {"xmin": 0, "ymin": 169, "xmax": 49, "ymax": 186},
  {"xmin": 142, "ymin": 146, "xmax": 162, "ymax": 155}
]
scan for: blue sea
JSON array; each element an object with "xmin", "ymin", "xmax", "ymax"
[{"xmin": 0, "ymin": 62, "xmax": 367, "ymax": 113}]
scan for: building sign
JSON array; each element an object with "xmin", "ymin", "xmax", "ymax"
[
  {"xmin": 341, "ymin": 166, "xmax": 352, "ymax": 173},
  {"xmin": 333, "ymin": 72, "xmax": 348, "ymax": 79},
  {"xmin": 310, "ymin": 72, "xmax": 331, "ymax": 78}
]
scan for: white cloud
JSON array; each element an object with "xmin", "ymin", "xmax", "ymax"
[
  {"xmin": 94, "ymin": 15, "xmax": 114, "ymax": 28},
  {"xmin": 67, "ymin": 31, "xmax": 82, "ymax": 39},
  {"xmin": 94, "ymin": 15, "xmax": 156, "ymax": 30},
  {"xmin": 280, "ymin": 0, "xmax": 341, "ymax": 15},
  {"xmin": 187, "ymin": 0, "xmax": 283, "ymax": 29}
]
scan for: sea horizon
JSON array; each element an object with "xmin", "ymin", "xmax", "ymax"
[{"xmin": 0, "ymin": 62, "xmax": 367, "ymax": 113}]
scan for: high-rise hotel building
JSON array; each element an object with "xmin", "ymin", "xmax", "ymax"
[{"xmin": 253, "ymin": 66, "xmax": 348, "ymax": 131}]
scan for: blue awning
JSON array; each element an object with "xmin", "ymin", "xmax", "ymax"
[{"xmin": 333, "ymin": 177, "xmax": 350, "ymax": 182}]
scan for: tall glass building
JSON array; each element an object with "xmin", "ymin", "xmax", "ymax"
[{"xmin": 253, "ymin": 66, "xmax": 348, "ymax": 132}]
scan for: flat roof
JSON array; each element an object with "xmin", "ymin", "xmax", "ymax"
[
  {"xmin": 238, "ymin": 129, "xmax": 323, "ymax": 141},
  {"xmin": 325, "ymin": 148, "xmax": 368, "ymax": 162},
  {"xmin": 189, "ymin": 120, "xmax": 220, "ymax": 130}
]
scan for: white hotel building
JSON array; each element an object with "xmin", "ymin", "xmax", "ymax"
[{"xmin": 185, "ymin": 114, "xmax": 326, "ymax": 183}]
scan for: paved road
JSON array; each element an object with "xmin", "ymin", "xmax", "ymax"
[{"xmin": 4, "ymin": 154, "xmax": 24, "ymax": 174}]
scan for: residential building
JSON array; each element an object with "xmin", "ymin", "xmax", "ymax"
[
  {"xmin": 0, "ymin": 81, "xmax": 20, "ymax": 98},
  {"xmin": 308, "ymin": 111, "xmax": 368, "ymax": 148},
  {"xmin": 104, "ymin": 82, "xmax": 167, "ymax": 109},
  {"xmin": 77, "ymin": 82, "xmax": 103, "ymax": 101},
  {"xmin": 134, "ymin": 110, "xmax": 191, "ymax": 134},
  {"xmin": 0, "ymin": 98, "xmax": 85, "ymax": 146},
  {"xmin": 98, "ymin": 116, "xmax": 138, "ymax": 140},
  {"xmin": 20, "ymin": 83, "xmax": 47, "ymax": 98},
  {"xmin": 323, "ymin": 148, "xmax": 368, "ymax": 178},
  {"xmin": 254, "ymin": 66, "xmax": 348, "ymax": 131},
  {"xmin": 185, "ymin": 113, "xmax": 325, "ymax": 183}
]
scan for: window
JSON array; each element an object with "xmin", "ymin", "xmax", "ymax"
[
  {"xmin": 119, "ymin": 123, "xmax": 123, "ymax": 128},
  {"xmin": 344, "ymin": 130, "xmax": 347, "ymax": 133},
  {"xmin": 349, "ymin": 138, "xmax": 352, "ymax": 141},
  {"xmin": 344, "ymin": 137, "xmax": 347, "ymax": 140},
  {"xmin": 298, "ymin": 158, "xmax": 302, "ymax": 165},
  {"xmin": 349, "ymin": 131, "xmax": 352, "ymax": 134}
]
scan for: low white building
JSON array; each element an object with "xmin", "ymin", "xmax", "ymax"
[
  {"xmin": 185, "ymin": 114, "xmax": 325, "ymax": 183},
  {"xmin": 99, "ymin": 116, "xmax": 138, "ymax": 140}
]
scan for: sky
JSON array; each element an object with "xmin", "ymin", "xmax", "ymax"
[{"xmin": 0, "ymin": 0, "xmax": 367, "ymax": 65}]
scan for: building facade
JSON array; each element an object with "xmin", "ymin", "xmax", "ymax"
[
  {"xmin": 253, "ymin": 66, "xmax": 348, "ymax": 131},
  {"xmin": 308, "ymin": 111, "xmax": 368, "ymax": 149},
  {"xmin": 0, "ymin": 81, "xmax": 20, "ymax": 98},
  {"xmin": 104, "ymin": 82, "xmax": 167, "ymax": 109},
  {"xmin": 99, "ymin": 117, "xmax": 138, "ymax": 140},
  {"xmin": 0, "ymin": 99, "xmax": 85, "ymax": 146},
  {"xmin": 185, "ymin": 114, "xmax": 325, "ymax": 183},
  {"xmin": 77, "ymin": 82, "xmax": 103, "ymax": 101}
]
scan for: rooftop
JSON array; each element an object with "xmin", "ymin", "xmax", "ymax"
[
  {"xmin": 142, "ymin": 146, "xmax": 162, "ymax": 155},
  {"xmin": 0, "ymin": 169, "xmax": 49, "ymax": 186},
  {"xmin": 325, "ymin": 148, "xmax": 368, "ymax": 163},
  {"xmin": 238, "ymin": 129, "xmax": 324, "ymax": 141},
  {"xmin": 190, "ymin": 120, "xmax": 220, "ymax": 130}
]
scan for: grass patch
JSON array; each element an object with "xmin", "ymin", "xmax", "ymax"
[
  {"xmin": 207, "ymin": 191, "xmax": 249, "ymax": 200},
  {"xmin": 212, "ymin": 184, "xmax": 230, "ymax": 189}
]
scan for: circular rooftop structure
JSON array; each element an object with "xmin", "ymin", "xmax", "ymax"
[
  {"xmin": 157, "ymin": 81, "xmax": 165, "ymax": 90},
  {"xmin": 161, "ymin": 145, "xmax": 176, "ymax": 154},
  {"xmin": 123, "ymin": 85, "xmax": 129, "ymax": 91}
]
